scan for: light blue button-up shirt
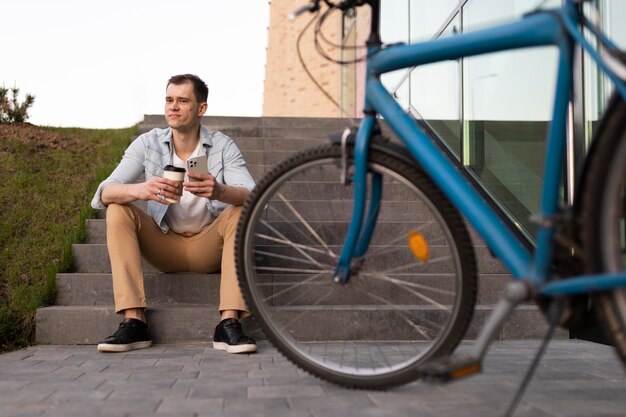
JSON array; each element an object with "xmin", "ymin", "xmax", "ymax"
[{"xmin": 91, "ymin": 126, "xmax": 255, "ymax": 232}]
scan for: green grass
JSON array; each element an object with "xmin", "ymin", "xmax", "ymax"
[{"xmin": 0, "ymin": 125, "xmax": 135, "ymax": 350}]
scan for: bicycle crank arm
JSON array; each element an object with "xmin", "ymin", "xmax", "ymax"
[{"xmin": 418, "ymin": 281, "xmax": 531, "ymax": 383}]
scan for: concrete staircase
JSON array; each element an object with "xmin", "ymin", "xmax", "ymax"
[{"xmin": 35, "ymin": 115, "xmax": 560, "ymax": 345}]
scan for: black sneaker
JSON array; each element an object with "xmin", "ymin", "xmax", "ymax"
[
  {"xmin": 97, "ymin": 318, "xmax": 152, "ymax": 352},
  {"xmin": 213, "ymin": 318, "xmax": 257, "ymax": 354}
]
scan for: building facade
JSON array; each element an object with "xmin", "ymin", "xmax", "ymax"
[
  {"xmin": 263, "ymin": 1, "xmax": 342, "ymax": 117},
  {"xmin": 263, "ymin": 0, "xmax": 371, "ymax": 117}
]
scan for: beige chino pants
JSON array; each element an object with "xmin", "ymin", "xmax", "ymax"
[{"xmin": 105, "ymin": 203, "xmax": 248, "ymax": 316}]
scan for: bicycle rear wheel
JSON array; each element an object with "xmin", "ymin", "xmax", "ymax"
[
  {"xmin": 236, "ymin": 143, "xmax": 477, "ymax": 388},
  {"xmin": 581, "ymin": 94, "xmax": 626, "ymax": 365}
]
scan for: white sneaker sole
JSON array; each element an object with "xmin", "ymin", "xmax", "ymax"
[
  {"xmin": 97, "ymin": 340, "xmax": 152, "ymax": 353},
  {"xmin": 213, "ymin": 341, "xmax": 257, "ymax": 354}
]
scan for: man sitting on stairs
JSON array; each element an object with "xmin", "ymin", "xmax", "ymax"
[{"xmin": 91, "ymin": 74, "xmax": 257, "ymax": 354}]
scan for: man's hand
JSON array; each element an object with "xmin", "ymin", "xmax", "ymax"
[
  {"xmin": 184, "ymin": 172, "xmax": 222, "ymax": 200},
  {"xmin": 101, "ymin": 177, "xmax": 182, "ymax": 206},
  {"xmin": 184, "ymin": 172, "xmax": 250, "ymax": 206},
  {"xmin": 142, "ymin": 177, "xmax": 183, "ymax": 204}
]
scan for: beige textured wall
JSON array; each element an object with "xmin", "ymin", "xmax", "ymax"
[{"xmin": 263, "ymin": 1, "xmax": 344, "ymax": 117}]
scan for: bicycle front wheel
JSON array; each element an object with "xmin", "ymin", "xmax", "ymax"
[
  {"xmin": 236, "ymin": 143, "xmax": 477, "ymax": 389},
  {"xmin": 581, "ymin": 95, "xmax": 626, "ymax": 365}
]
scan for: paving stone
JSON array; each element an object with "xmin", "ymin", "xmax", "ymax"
[
  {"xmin": 222, "ymin": 398, "xmax": 290, "ymax": 413},
  {"xmin": 248, "ymin": 365, "xmax": 300, "ymax": 380},
  {"xmin": 288, "ymin": 392, "xmax": 376, "ymax": 411},
  {"xmin": 0, "ymin": 340, "xmax": 623, "ymax": 416},
  {"xmin": 0, "ymin": 405, "xmax": 48, "ymax": 417},
  {"xmin": 156, "ymin": 397, "xmax": 223, "ymax": 415},
  {"xmin": 0, "ymin": 380, "xmax": 31, "ymax": 390},
  {"xmin": 127, "ymin": 414, "xmax": 196, "ymax": 417},
  {"xmin": 248, "ymin": 384, "xmax": 327, "ymax": 399},
  {"xmin": 41, "ymin": 398, "xmax": 162, "ymax": 416},
  {"xmin": 189, "ymin": 383, "xmax": 250, "ymax": 399}
]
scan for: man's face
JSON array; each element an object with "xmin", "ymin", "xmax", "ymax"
[{"xmin": 164, "ymin": 82, "xmax": 207, "ymax": 131}]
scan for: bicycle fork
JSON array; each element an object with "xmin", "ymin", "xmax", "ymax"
[{"xmin": 332, "ymin": 115, "xmax": 381, "ymax": 284}]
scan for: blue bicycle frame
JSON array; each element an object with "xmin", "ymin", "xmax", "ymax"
[{"xmin": 335, "ymin": 1, "xmax": 626, "ymax": 296}]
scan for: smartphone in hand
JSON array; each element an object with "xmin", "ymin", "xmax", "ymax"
[{"xmin": 186, "ymin": 154, "xmax": 209, "ymax": 182}]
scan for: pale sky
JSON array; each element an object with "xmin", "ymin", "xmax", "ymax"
[{"xmin": 1, "ymin": 0, "xmax": 270, "ymax": 128}]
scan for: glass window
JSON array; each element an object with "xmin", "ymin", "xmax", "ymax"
[
  {"xmin": 463, "ymin": 0, "xmax": 559, "ymax": 237},
  {"xmin": 464, "ymin": 0, "xmax": 559, "ymax": 31},
  {"xmin": 409, "ymin": 16, "xmax": 462, "ymax": 157},
  {"xmin": 409, "ymin": 0, "xmax": 460, "ymax": 41},
  {"xmin": 583, "ymin": 0, "xmax": 626, "ymax": 147},
  {"xmin": 381, "ymin": 0, "xmax": 409, "ymax": 44},
  {"xmin": 605, "ymin": 0, "xmax": 626, "ymax": 49},
  {"xmin": 380, "ymin": 0, "xmax": 410, "ymax": 109},
  {"xmin": 380, "ymin": 0, "xmax": 461, "ymax": 112}
]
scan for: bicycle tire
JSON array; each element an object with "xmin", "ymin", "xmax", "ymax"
[
  {"xmin": 235, "ymin": 143, "xmax": 478, "ymax": 389},
  {"xmin": 581, "ymin": 94, "xmax": 626, "ymax": 365}
]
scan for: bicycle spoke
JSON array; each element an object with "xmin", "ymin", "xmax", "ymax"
[
  {"xmin": 254, "ymin": 233, "xmax": 330, "ymax": 255},
  {"xmin": 267, "ymin": 202, "xmax": 331, "ymax": 250},
  {"xmin": 259, "ymin": 271, "xmax": 329, "ymax": 303},
  {"xmin": 260, "ymin": 220, "xmax": 325, "ymax": 268},
  {"xmin": 257, "ymin": 217, "xmax": 331, "ymax": 263},
  {"xmin": 350, "ymin": 286, "xmax": 434, "ymax": 340},
  {"xmin": 396, "ymin": 281, "xmax": 450, "ymax": 311},
  {"xmin": 367, "ymin": 229, "xmax": 447, "ymax": 258},
  {"xmin": 254, "ymin": 266, "xmax": 332, "ymax": 274},
  {"xmin": 376, "ymin": 343, "xmax": 392, "ymax": 368},
  {"xmin": 362, "ymin": 273, "xmax": 456, "ymax": 297},
  {"xmin": 253, "ymin": 249, "xmax": 331, "ymax": 268},
  {"xmin": 381, "ymin": 255, "xmax": 453, "ymax": 275},
  {"xmin": 275, "ymin": 193, "xmax": 338, "ymax": 258},
  {"xmin": 270, "ymin": 290, "xmax": 336, "ymax": 335}
]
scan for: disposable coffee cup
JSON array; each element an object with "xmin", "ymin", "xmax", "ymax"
[{"xmin": 162, "ymin": 165, "xmax": 185, "ymax": 203}]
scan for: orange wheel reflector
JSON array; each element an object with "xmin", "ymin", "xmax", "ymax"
[{"xmin": 408, "ymin": 230, "xmax": 429, "ymax": 262}]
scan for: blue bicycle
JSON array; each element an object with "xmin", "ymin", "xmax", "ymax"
[{"xmin": 235, "ymin": 0, "xmax": 626, "ymax": 389}]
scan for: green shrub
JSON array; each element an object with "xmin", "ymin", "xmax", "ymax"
[{"xmin": 0, "ymin": 86, "xmax": 35, "ymax": 124}]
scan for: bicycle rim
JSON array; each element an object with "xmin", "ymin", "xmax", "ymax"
[{"xmin": 236, "ymin": 144, "xmax": 477, "ymax": 388}]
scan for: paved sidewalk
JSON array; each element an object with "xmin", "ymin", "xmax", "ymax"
[{"xmin": 0, "ymin": 340, "xmax": 624, "ymax": 417}]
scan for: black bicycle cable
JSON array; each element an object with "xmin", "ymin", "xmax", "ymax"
[
  {"xmin": 296, "ymin": 4, "xmax": 361, "ymax": 125},
  {"xmin": 313, "ymin": 6, "xmax": 369, "ymax": 65}
]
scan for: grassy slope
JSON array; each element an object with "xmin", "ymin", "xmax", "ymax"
[{"xmin": 0, "ymin": 125, "xmax": 134, "ymax": 350}]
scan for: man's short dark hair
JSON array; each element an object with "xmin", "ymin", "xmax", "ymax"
[{"xmin": 167, "ymin": 74, "xmax": 209, "ymax": 103}]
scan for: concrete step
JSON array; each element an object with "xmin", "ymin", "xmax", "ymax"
[
  {"xmin": 141, "ymin": 115, "xmax": 351, "ymax": 130},
  {"xmin": 35, "ymin": 305, "xmax": 261, "ymax": 345},
  {"xmin": 86, "ymin": 214, "xmax": 489, "ymax": 243},
  {"xmin": 259, "ymin": 137, "xmax": 329, "ymax": 151},
  {"xmin": 223, "ymin": 136, "xmax": 264, "ymax": 151},
  {"xmin": 210, "ymin": 137, "xmax": 330, "ymax": 152},
  {"xmin": 71, "ymin": 242, "xmax": 508, "ymax": 274},
  {"xmin": 466, "ymin": 305, "xmax": 567, "ymax": 340},
  {"xmin": 139, "ymin": 124, "xmax": 348, "ymax": 142},
  {"xmin": 139, "ymin": 115, "xmax": 353, "ymax": 146},
  {"xmin": 54, "ymin": 271, "xmax": 513, "ymax": 306},
  {"xmin": 35, "ymin": 303, "xmax": 563, "ymax": 345},
  {"xmin": 55, "ymin": 273, "xmax": 220, "ymax": 306},
  {"xmin": 71, "ymin": 244, "xmax": 158, "ymax": 273},
  {"xmin": 238, "ymin": 150, "xmax": 338, "ymax": 166}
]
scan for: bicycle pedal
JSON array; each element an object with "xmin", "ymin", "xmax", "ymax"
[{"xmin": 419, "ymin": 354, "xmax": 482, "ymax": 383}]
